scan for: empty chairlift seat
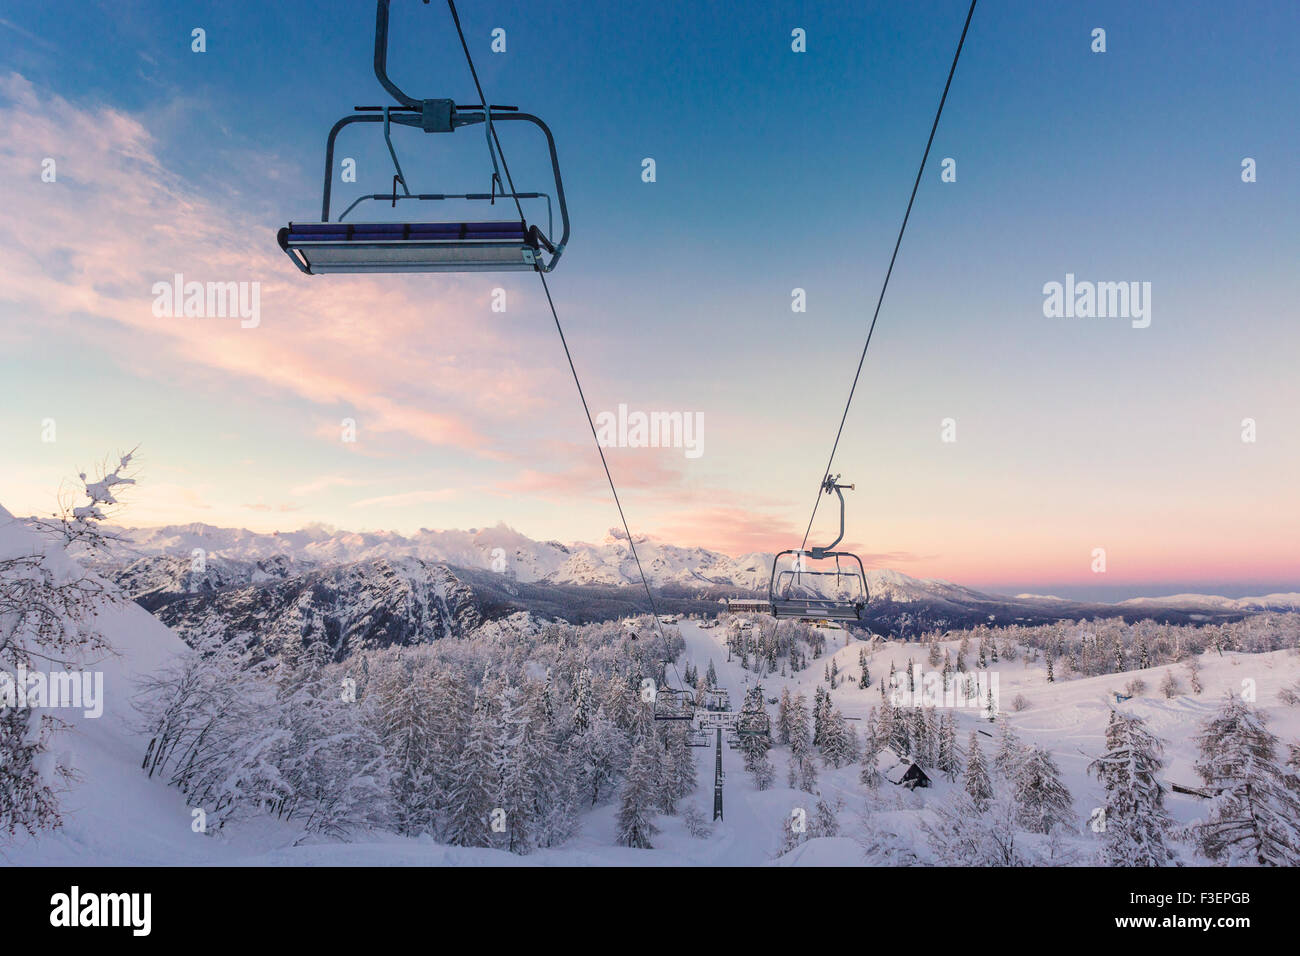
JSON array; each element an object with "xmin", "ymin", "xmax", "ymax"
[
  {"xmin": 769, "ymin": 552, "xmax": 868, "ymax": 622},
  {"xmin": 278, "ymin": 220, "xmax": 546, "ymax": 274},
  {"xmin": 767, "ymin": 475, "xmax": 870, "ymax": 622}
]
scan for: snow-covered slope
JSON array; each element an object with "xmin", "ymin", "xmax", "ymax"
[
  {"xmin": 667, "ymin": 618, "xmax": 1300, "ymax": 865},
  {"xmin": 0, "ymin": 505, "xmax": 217, "ymax": 864}
]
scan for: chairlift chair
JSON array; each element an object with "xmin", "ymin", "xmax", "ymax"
[
  {"xmin": 278, "ymin": 0, "xmax": 569, "ymax": 275},
  {"xmin": 734, "ymin": 711, "xmax": 771, "ymax": 738},
  {"xmin": 702, "ymin": 688, "xmax": 730, "ymax": 712},
  {"xmin": 653, "ymin": 686, "xmax": 695, "ymax": 722},
  {"xmin": 769, "ymin": 475, "xmax": 869, "ymax": 622},
  {"xmin": 686, "ymin": 728, "xmax": 711, "ymax": 748}
]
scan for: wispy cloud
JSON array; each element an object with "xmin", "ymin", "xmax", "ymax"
[
  {"xmin": 289, "ymin": 474, "xmax": 379, "ymax": 497},
  {"xmin": 0, "ymin": 73, "xmax": 552, "ymax": 458},
  {"xmin": 350, "ymin": 488, "xmax": 457, "ymax": 509}
]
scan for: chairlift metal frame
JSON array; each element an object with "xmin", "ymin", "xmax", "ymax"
[
  {"xmin": 702, "ymin": 688, "xmax": 730, "ymax": 712},
  {"xmin": 769, "ymin": 475, "xmax": 869, "ymax": 621},
  {"xmin": 278, "ymin": 0, "xmax": 569, "ymax": 275},
  {"xmin": 653, "ymin": 685, "xmax": 695, "ymax": 722},
  {"xmin": 686, "ymin": 728, "xmax": 711, "ymax": 748},
  {"xmin": 734, "ymin": 710, "xmax": 772, "ymax": 738}
]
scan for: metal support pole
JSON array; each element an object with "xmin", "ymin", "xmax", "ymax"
[{"xmin": 713, "ymin": 728, "xmax": 724, "ymax": 822}]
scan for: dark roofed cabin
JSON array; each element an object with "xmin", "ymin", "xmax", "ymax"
[{"xmin": 895, "ymin": 763, "xmax": 931, "ymax": 790}]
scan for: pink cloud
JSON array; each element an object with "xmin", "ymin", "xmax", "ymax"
[{"xmin": 0, "ymin": 73, "xmax": 557, "ymax": 457}]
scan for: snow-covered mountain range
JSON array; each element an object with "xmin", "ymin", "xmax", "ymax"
[
  {"xmin": 103, "ymin": 521, "xmax": 777, "ymax": 589},
  {"xmin": 83, "ymin": 521, "xmax": 1300, "ymax": 656},
  {"xmin": 103, "ymin": 520, "xmax": 1300, "ymax": 609}
]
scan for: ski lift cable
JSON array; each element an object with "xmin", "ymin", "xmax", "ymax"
[
  {"xmin": 798, "ymin": 0, "xmax": 978, "ymax": 552},
  {"xmin": 446, "ymin": 0, "xmax": 516, "ymax": 209},
  {"xmin": 446, "ymin": 1, "xmax": 683, "ymax": 683}
]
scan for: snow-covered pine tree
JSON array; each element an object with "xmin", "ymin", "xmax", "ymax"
[
  {"xmin": 777, "ymin": 686, "xmax": 793, "ymax": 745},
  {"xmin": 889, "ymin": 705, "xmax": 911, "ymax": 757},
  {"xmin": 936, "ymin": 712, "xmax": 961, "ymax": 781},
  {"xmin": 749, "ymin": 747, "xmax": 775, "ymax": 791},
  {"xmin": 812, "ymin": 686, "xmax": 826, "ymax": 746},
  {"xmin": 371, "ymin": 659, "xmax": 439, "ymax": 836},
  {"xmin": 994, "ymin": 718, "xmax": 1025, "ymax": 778},
  {"xmin": 571, "ymin": 668, "xmax": 593, "ymax": 734},
  {"xmin": 494, "ymin": 684, "xmax": 539, "ymax": 853},
  {"xmin": 789, "ymin": 692, "xmax": 811, "ymax": 755},
  {"xmin": 616, "ymin": 735, "xmax": 660, "ymax": 849},
  {"xmin": 1012, "ymin": 745, "xmax": 1074, "ymax": 834},
  {"xmin": 496, "ymin": 681, "xmax": 570, "ymax": 853},
  {"xmin": 1086, "ymin": 709, "xmax": 1174, "ymax": 866},
  {"xmin": 812, "ymin": 794, "xmax": 840, "ymax": 838},
  {"xmin": 446, "ymin": 689, "xmax": 502, "ymax": 847},
  {"xmin": 911, "ymin": 707, "xmax": 930, "ymax": 765},
  {"xmin": 661, "ymin": 724, "xmax": 699, "ymax": 814},
  {"xmin": 923, "ymin": 792, "xmax": 1025, "ymax": 866},
  {"xmin": 780, "ymin": 808, "xmax": 806, "ymax": 855},
  {"xmin": 425, "ymin": 667, "xmax": 470, "ymax": 821},
  {"xmin": 820, "ymin": 710, "xmax": 857, "ymax": 768},
  {"xmin": 277, "ymin": 639, "xmax": 390, "ymax": 837},
  {"xmin": 1190, "ymin": 694, "xmax": 1300, "ymax": 866},
  {"xmin": 572, "ymin": 705, "xmax": 627, "ymax": 807},
  {"xmin": 963, "ymin": 731, "xmax": 994, "ymax": 811},
  {"xmin": 860, "ymin": 729, "xmax": 883, "ymax": 791}
]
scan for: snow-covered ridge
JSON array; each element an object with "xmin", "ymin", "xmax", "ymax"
[
  {"xmin": 95, "ymin": 520, "xmax": 1297, "ymax": 610},
  {"xmin": 100, "ymin": 520, "xmax": 779, "ymax": 590},
  {"xmin": 1119, "ymin": 593, "xmax": 1300, "ymax": 612}
]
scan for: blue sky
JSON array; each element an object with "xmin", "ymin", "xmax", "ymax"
[{"xmin": 1, "ymin": 0, "xmax": 1297, "ymax": 599}]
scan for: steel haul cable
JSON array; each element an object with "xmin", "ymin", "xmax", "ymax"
[
  {"xmin": 445, "ymin": 2, "xmax": 682, "ymax": 683},
  {"xmin": 799, "ymin": 0, "xmax": 978, "ymax": 551}
]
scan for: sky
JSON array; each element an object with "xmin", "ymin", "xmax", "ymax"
[{"xmin": 0, "ymin": 0, "xmax": 1297, "ymax": 600}]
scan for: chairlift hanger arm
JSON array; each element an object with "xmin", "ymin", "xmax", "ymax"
[
  {"xmin": 373, "ymin": 0, "xmax": 425, "ymax": 111},
  {"xmin": 811, "ymin": 474, "xmax": 854, "ymax": 558}
]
